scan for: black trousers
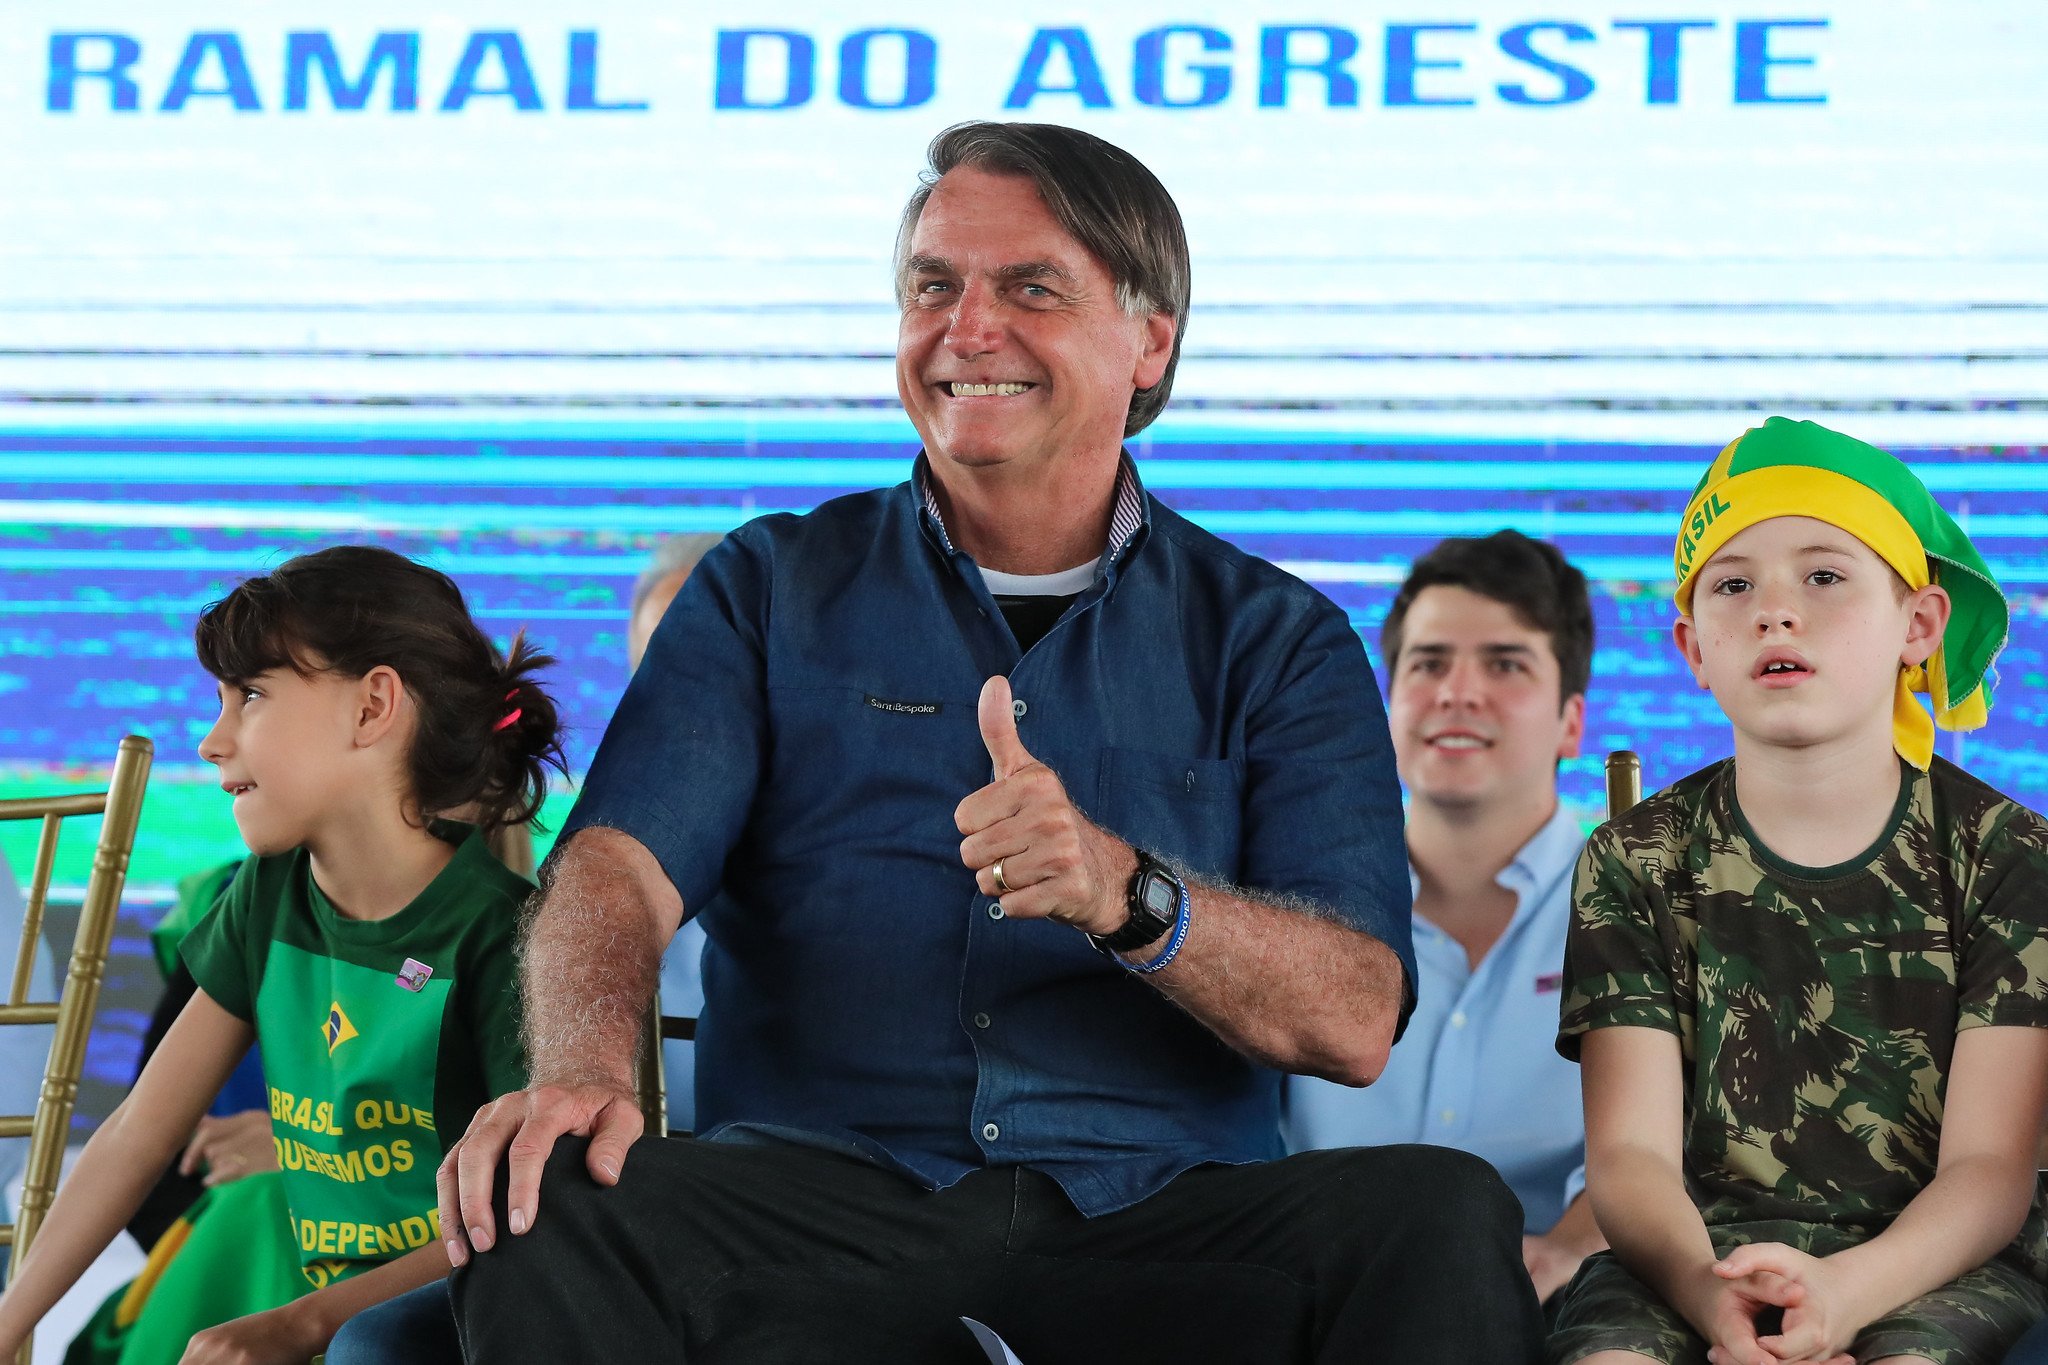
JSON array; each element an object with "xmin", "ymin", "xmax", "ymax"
[{"xmin": 451, "ymin": 1135, "xmax": 1544, "ymax": 1363}]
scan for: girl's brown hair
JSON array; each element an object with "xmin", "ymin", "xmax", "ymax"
[{"xmin": 195, "ymin": 545, "xmax": 567, "ymax": 831}]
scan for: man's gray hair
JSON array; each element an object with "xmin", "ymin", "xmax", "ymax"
[
  {"xmin": 631, "ymin": 533, "xmax": 725, "ymax": 616},
  {"xmin": 894, "ymin": 121, "xmax": 1192, "ymax": 438}
]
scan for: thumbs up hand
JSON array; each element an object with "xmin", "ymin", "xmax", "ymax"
[
  {"xmin": 978, "ymin": 673, "xmax": 1035, "ymax": 780},
  {"xmin": 956, "ymin": 676, "xmax": 1134, "ymax": 934}
]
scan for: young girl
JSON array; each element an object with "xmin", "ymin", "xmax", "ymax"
[{"xmin": 0, "ymin": 545, "xmax": 563, "ymax": 1364}]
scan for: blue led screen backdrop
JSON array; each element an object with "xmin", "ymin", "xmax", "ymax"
[{"xmin": 2, "ymin": 0, "xmax": 2044, "ymax": 898}]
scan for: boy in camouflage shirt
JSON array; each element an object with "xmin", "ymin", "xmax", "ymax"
[{"xmin": 1550, "ymin": 418, "xmax": 2048, "ymax": 1365}]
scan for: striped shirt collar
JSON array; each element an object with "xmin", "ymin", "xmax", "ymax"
[{"xmin": 916, "ymin": 453, "xmax": 1147, "ymax": 566}]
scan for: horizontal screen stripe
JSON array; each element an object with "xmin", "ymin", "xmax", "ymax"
[
  {"xmin": 3, "ymin": 551, "xmax": 2045, "ymax": 584},
  {"xmin": 5, "ymin": 501, "xmax": 2046, "ymax": 540},
  {"xmin": 1, "ymin": 453, "xmax": 2042, "ymax": 492}
]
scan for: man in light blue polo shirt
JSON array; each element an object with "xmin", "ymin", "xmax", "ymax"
[{"xmin": 1284, "ymin": 530, "xmax": 1604, "ymax": 1305}]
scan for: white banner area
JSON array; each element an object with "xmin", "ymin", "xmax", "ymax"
[{"xmin": 1, "ymin": 1, "xmax": 2045, "ymax": 443}]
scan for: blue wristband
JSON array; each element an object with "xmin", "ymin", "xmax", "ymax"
[{"xmin": 1125, "ymin": 884, "xmax": 1191, "ymax": 975}]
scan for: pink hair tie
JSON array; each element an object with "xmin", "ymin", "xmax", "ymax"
[{"xmin": 493, "ymin": 687, "xmax": 523, "ymax": 733}]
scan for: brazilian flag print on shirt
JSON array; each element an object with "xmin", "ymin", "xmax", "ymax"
[{"xmin": 181, "ymin": 827, "xmax": 529, "ymax": 1288}]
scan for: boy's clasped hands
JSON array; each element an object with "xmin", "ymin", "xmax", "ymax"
[{"xmin": 1700, "ymin": 1244, "xmax": 1858, "ymax": 1365}]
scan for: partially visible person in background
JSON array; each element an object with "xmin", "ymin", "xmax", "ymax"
[
  {"xmin": 627, "ymin": 533, "xmax": 723, "ymax": 1135},
  {"xmin": 627, "ymin": 534, "xmax": 725, "ymax": 668},
  {"xmin": 1285, "ymin": 530, "xmax": 1605, "ymax": 1307}
]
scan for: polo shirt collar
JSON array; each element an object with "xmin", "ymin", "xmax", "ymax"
[
  {"xmin": 913, "ymin": 452, "xmax": 1149, "ymax": 570},
  {"xmin": 1502, "ymin": 802, "xmax": 1588, "ymax": 900},
  {"xmin": 1404, "ymin": 800, "xmax": 1585, "ymax": 913}
]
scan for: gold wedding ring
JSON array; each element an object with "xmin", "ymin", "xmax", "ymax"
[{"xmin": 991, "ymin": 859, "xmax": 1011, "ymax": 895}]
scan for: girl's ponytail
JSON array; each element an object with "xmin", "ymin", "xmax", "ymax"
[{"xmin": 478, "ymin": 631, "xmax": 567, "ymax": 831}]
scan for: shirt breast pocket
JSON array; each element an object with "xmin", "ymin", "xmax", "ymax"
[{"xmin": 1094, "ymin": 746, "xmax": 1244, "ymax": 882}]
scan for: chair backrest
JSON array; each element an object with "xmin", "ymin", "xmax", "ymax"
[
  {"xmin": 637, "ymin": 1008, "xmax": 667, "ymax": 1137},
  {"xmin": 637, "ymin": 1009, "xmax": 697, "ymax": 1138},
  {"xmin": 1604, "ymin": 749, "xmax": 1643, "ymax": 823},
  {"xmin": 0, "ymin": 735, "xmax": 153, "ymax": 1319}
]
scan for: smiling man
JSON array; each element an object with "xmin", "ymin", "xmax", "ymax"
[
  {"xmin": 427, "ymin": 123, "xmax": 1543, "ymax": 1363},
  {"xmin": 1285, "ymin": 531, "xmax": 1608, "ymax": 1307}
]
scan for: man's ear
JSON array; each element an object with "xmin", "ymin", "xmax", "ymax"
[
  {"xmin": 1672, "ymin": 616, "xmax": 1709, "ymax": 689},
  {"xmin": 1133, "ymin": 310, "xmax": 1175, "ymax": 391},
  {"xmin": 353, "ymin": 665, "xmax": 407, "ymax": 749},
  {"xmin": 1900, "ymin": 583, "xmax": 1952, "ymax": 669},
  {"xmin": 1557, "ymin": 692, "xmax": 1586, "ymax": 761}
]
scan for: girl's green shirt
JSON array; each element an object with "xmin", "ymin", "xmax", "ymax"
[{"xmin": 180, "ymin": 828, "xmax": 529, "ymax": 1286}]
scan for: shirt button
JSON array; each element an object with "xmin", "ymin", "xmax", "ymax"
[
  {"xmin": 1440, "ymin": 1108, "xmax": 1456, "ymax": 1125},
  {"xmin": 986, "ymin": 902, "xmax": 1004, "ymax": 920},
  {"xmin": 1011, "ymin": 698, "xmax": 1028, "ymax": 719},
  {"xmin": 982, "ymin": 1122, "xmax": 1001, "ymax": 1142},
  {"xmin": 973, "ymin": 1012, "xmax": 992, "ymax": 1029},
  {"xmin": 1449, "ymin": 1011, "xmax": 1467, "ymax": 1029}
]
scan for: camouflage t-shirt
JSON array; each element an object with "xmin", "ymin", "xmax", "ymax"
[{"xmin": 1558, "ymin": 757, "xmax": 2048, "ymax": 1274}]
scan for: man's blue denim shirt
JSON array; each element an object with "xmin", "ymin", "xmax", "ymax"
[{"xmin": 560, "ymin": 458, "xmax": 1414, "ymax": 1216}]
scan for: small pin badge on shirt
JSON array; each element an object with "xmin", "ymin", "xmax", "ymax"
[
  {"xmin": 396, "ymin": 958, "xmax": 434, "ymax": 993},
  {"xmin": 1534, "ymin": 971, "xmax": 1564, "ymax": 994}
]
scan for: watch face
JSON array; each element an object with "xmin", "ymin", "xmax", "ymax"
[{"xmin": 1140, "ymin": 871, "xmax": 1178, "ymax": 919}]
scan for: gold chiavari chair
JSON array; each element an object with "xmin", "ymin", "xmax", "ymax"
[{"xmin": 0, "ymin": 734, "xmax": 152, "ymax": 1362}]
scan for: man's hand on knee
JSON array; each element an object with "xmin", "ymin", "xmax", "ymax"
[{"xmin": 436, "ymin": 1083, "xmax": 644, "ymax": 1267}]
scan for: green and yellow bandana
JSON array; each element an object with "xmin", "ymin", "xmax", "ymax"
[{"xmin": 1671, "ymin": 416, "xmax": 2006, "ymax": 770}]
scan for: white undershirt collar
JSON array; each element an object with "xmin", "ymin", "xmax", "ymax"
[{"xmin": 979, "ymin": 560, "xmax": 1102, "ymax": 597}]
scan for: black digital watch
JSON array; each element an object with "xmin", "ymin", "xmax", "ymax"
[{"xmin": 1088, "ymin": 850, "xmax": 1185, "ymax": 957}]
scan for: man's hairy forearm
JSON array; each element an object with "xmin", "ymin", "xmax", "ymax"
[
  {"xmin": 518, "ymin": 840, "xmax": 665, "ymax": 1092},
  {"xmin": 1149, "ymin": 880, "xmax": 1405, "ymax": 1086}
]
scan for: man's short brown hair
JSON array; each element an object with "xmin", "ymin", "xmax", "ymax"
[{"xmin": 1381, "ymin": 531, "xmax": 1595, "ymax": 704}]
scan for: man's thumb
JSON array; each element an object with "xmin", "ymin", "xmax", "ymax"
[{"xmin": 978, "ymin": 675, "xmax": 1033, "ymax": 777}]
